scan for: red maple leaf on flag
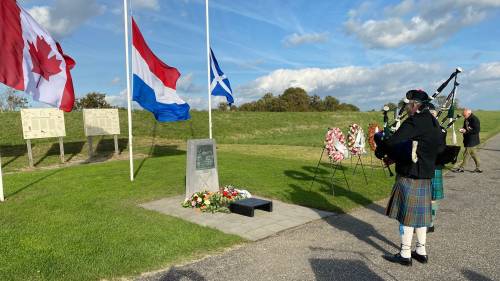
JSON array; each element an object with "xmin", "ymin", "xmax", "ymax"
[{"xmin": 28, "ymin": 36, "xmax": 62, "ymax": 81}]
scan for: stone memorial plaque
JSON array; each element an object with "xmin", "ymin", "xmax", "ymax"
[
  {"xmin": 186, "ymin": 139, "xmax": 219, "ymax": 198},
  {"xmin": 21, "ymin": 108, "xmax": 66, "ymax": 139},
  {"xmin": 196, "ymin": 144, "xmax": 215, "ymax": 170},
  {"xmin": 83, "ymin": 109, "xmax": 120, "ymax": 136}
]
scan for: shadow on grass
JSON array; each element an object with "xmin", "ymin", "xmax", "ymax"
[
  {"xmin": 284, "ymin": 165, "xmax": 398, "ymax": 255},
  {"xmin": 0, "ymin": 144, "xmax": 27, "ymax": 168},
  {"xmin": 154, "ymin": 267, "xmax": 206, "ymax": 281},
  {"xmin": 134, "ymin": 122, "xmax": 186, "ymax": 178},
  {"xmin": 34, "ymin": 141, "xmax": 87, "ymax": 166},
  {"xmin": 310, "ymin": 258, "xmax": 384, "ymax": 281},
  {"xmin": 7, "ymin": 168, "xmax": 62, "ymax": 198},
  {"xmin": 94, "ymin": 137, "xmax": 128, "ymax": 156}
]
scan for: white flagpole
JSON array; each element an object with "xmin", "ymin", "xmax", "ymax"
[
  {"xmin": 0, "ymin": 152, "xmax": 4, "ymax": 202},
  {"xmin": 205, "ymin": 0, "xmax": 213, "ymax": 139},
  {"xmin": 123, "ymin": 0, "xmax": 134, "ymax": 181}
]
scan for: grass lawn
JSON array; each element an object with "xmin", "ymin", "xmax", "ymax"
[
  {"xmin": 1, "ymin": 145, "xmax": 394, "ymax": 280},
  {"xmin": 1, "ymin": 110, "xmax": 499, "ymax": 280}
]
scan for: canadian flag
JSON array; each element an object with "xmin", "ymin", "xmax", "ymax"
[{"xmin": 0, "ymin": 0, "xmax": 75, "ymax": 112}]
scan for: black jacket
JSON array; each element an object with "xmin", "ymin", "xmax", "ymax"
[
  {"xmin": 435, "ymin": 128, "xmax": 448, "ymax": 169},
  {"xmin": 384, "ymin": 110, "xmax": 444, "ymax": 179},
  {"xmin": 463, "ymin": 114, "xmax": 480, "ymax": 147}
]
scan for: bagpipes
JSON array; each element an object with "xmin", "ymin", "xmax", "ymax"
[{"xmin": 374, "ymin": 68, "xmax": 464, "ymax": 176}]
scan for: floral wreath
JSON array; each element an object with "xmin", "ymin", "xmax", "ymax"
[
  {"xmin": 325, "ymin": 127, "xmax": 348, "ymax": 162},
  {"xmin": 368, "ymin": 123, "xmax": 382, "ymax": 152},
  {"xmin": 347, "ymin": 123, "xmax": 366, "ymax": 156}
]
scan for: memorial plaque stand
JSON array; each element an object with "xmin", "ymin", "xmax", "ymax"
[
  {"xmin": 113, "ymin": 135, "xmax": 119, "ymax": 155},
  {"xmin": 186, "ymin": 139, "xmax": 220, "ymax": 198},
  {"xmin": 58, "ymin": 137, "xmax": 65, "ymax": 163},
  {"xmin": 26, "ymin": 139, "xmax": 34, "ymax": 168},
  {"xmin": 88, "ymin": 136, "xmax": 94, "ymax": 158}
]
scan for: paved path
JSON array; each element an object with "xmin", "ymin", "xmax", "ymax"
[
  {"xmin": 137, "ymin": 134, "xmax": 500, "ymax": 281},
  {"xmin": 141, "ymin": 196, "xmax": 334, "ymax": 241}
]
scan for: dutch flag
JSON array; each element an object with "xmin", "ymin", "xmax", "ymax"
[{"xmin": 131, "ymin": 18, "xmax": 190, "ymax": 122}]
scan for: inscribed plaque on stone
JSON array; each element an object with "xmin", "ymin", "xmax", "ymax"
[{"xmin": 186, "ymin": 139, "xmax": 219, "ymax": 198}]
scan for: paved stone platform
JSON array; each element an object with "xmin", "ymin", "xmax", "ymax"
[{"xmin": 140, "ymin": 195, "xmax": 335, "ymax": 241}]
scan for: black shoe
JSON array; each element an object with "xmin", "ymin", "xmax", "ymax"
[
  {"xmin": 452, "ymin": 168, "xmax": 464, "ymax": 173},
  {"xmin": 427, "ymin": 226, "xmax": 435, "ymax": 233},
  {"xmin": 411, "ymin": 251, "xmax": 428, "ymax": 263},
  {"xmin": 473, "ymin": 168, "xmax": 483, "ymax": 173},
  {"xmin": 384, "ymin": 253, "xmax": 412, "ymax": 266}
]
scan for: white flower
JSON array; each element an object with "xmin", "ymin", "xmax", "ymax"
[
  {"xmin": 197, "ymin": 197, "xmax": 202, "ymax": 203},
  {"xmin": 205, "ymin": 200, "xmax": 211, "ymax": 205}
]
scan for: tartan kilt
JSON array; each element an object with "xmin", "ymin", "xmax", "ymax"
[
  {"xmin": 386, "ymin": 176, "xmax": 432, "ymax": 227},
  {"xmin": 431, "ymin": 169, "xmax": 444, "ymax": 200}
]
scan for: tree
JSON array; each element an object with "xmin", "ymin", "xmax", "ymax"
[
  {"xmin": 236, "ymin": 88, "xmax": 360, "ymax": 112},
  {"xmin": 217, "ymin": 102, "xmax": 228, "ymax": 111},
  {"xmin": 280, "ymin": 87, "xmax": 309, "ymax": 111},
  {"xmin": 0, "ymin": 88, "xmax": 28, "ymax": 111},
  {"xmin": 75, "ymin": 92, "xmax": 111, "ymax": 110},
  {"xmin": 337, "ymin": 103, "xmax": 360, "ymax": 112},
  {"xmin": 385, "ymin": 102, "xmax": 398, "ymax": 111},
  {"xmin": 309, "ymin": 94, "xmax": 323, "ymax": 111},
  {"xmin": 323, "ymin": 96, "xmax": 340, "ymax": 111}
]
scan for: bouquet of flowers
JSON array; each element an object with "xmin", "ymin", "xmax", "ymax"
[{"xmin": 182, "ymin": 185, "xmax": 251, "ymax": 213}]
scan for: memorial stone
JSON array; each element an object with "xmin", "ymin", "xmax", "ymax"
[{"xmin": 185, "ymin": 139, "xmax": 220, "ymax": 198}]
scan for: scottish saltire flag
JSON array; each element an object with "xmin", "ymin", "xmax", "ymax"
[
  {"xmin": 132, "ymin": 18, "xmax": 190, "ymax": 122},
  {"xmin": 210, "ymin": 48, "xmax": 234, "ymax": 105}
]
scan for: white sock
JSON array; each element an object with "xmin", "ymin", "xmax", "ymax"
[
  {"xmin": 415, "ymin": 227, "xmax": 427, "ymax": 255},
  {"xmin": 400, "ymin": 226, "xmax": 414, "ymax": 258}
]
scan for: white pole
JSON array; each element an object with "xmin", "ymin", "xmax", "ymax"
[
  {"xmin": 123, "ymin": 0, "xmax": 134, "ymax": 181},
  {"xmin": 205, "ymin": 0, "xmax": 212, "ymax": 139},
  {"xmin": 0, "ymin": 152, "xmax": 4, "ymax": 202}
]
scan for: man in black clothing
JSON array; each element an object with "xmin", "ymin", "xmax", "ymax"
[
  {"xmin": 453, "ymin": 108, "xmax": 482, "ymax": 173},
  {"xmin": 383, "ymin": 90, "xmax": 445, "ymax": 266}
]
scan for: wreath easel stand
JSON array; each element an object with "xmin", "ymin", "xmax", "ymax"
[
  {"xmin": 310, "ymin": 128, "xmax": 350, "ymax": 195},
  {"xmin": 348, "ymin": 124, "xmax": 368, "ymax": 184}
]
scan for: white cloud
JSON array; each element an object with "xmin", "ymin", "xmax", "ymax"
[
  {"xmin": 105, "ymin": 89, "xmax": 142, "ymax": 110},
  {"xmin": 236, "ymin": 62, "xmax": 500, "ymax": 110},
  {"xmin": 345, "ymin": 0, "xmax": 500, "ymax": 48},
  {"xmin": 27, "ymin": 0, "xmax": 105, "ymax": 39},
  {"xmin": 177, "ymin": 73, "xmax": 202, "ymax": 93},
  {"xmin": 283, "ymin": 32, "xmax": 329, "ymax": 47},
  {"xmin": 131, "ymin": 0, "xmax": 160, "ymax": 11}
]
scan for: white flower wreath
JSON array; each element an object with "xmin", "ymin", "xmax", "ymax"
[
  {"xmin": 347, "ymin": 123, "xmax": 366, "ymax": 156},
  {"xmin": 324, "ymin": 128, "xmax": 349, "ymax": 162}
]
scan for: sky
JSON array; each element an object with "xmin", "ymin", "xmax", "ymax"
[{"xmin": 8, "ymin": 0, "xmax": 500, "ymax": 111}]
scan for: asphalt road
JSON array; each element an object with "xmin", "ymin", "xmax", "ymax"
[{"xmin": 137, "ymin": 133, "xmax": 500, "ymax": 281}]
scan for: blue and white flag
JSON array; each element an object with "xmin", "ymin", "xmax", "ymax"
[
  {"xmin": 132, "ymin": 18, "xmax": 190, "ymax": 122},
  {"xmin": 210, "ymin": 48, "xmax": 234, "ymax": 105}
]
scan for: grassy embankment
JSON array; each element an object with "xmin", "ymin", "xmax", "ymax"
[{"xmin": 1, "ymin": 110, "xmax": 499, "ymax": 281}]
